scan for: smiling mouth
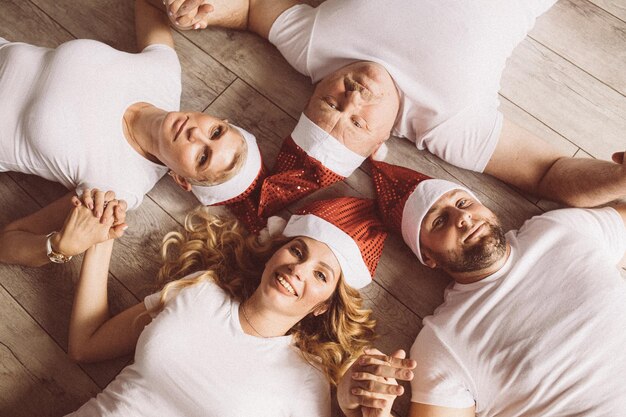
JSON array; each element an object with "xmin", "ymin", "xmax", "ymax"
[
  {"xmin": 173, "ymin": 116, "xmax": 188, "ymax": 142},
  {"xmin": 276, "ymin": 274, "xmax": 297, "ymax": 297},
  {"xmin": 464, "ymin": 223, "xmax": 485, "ymax": 242}
]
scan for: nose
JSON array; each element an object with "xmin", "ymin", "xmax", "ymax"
[
  {"xmin": 342, "ymin": 90, "xmax": 365, "ymax": 112},
  {"xmin": 454, "ymin": 209, "xmax": 472, "ymax": 228},
  {"xmin": 187, "ymin": 127, "xmax": 209, "ymax": 144},
  {"xmin": 287, "ymin": 262, "xmax": 310, "ymax": 282}
]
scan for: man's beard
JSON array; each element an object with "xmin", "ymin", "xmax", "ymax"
[{"xmin": 435, "ymin": 222, "xmax": 507, "ymax": 273}]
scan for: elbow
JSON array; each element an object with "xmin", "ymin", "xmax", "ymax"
[{"xmin": 67, "ymin": 342, "xmax": 95, "ymax": 364}]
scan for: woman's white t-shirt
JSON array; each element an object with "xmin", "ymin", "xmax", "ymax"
[
  {"xmin": 68, "ymin": 275, "xmax": 330, "ymax": 417},
  {"xmin": 0, "ymin": 38, "xmax": 180, "ymax": 209}
]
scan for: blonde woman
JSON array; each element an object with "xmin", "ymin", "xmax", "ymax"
[{"xmin": 65, "ymin": 197, "xmax": 414, "ymax": 416}]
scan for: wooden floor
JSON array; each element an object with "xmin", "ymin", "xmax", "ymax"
[{"xmin": 1, "ymin": 0, "xmax": 625, "ymax": 415}]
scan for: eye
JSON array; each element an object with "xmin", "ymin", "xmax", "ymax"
[
  {"xmin": 314, "ymin": 271, "xmax": 327, "ymax": 282},
  {"xmin": 323, "ymin": 97, "xmax": 338, "ymax": 110},
  {"xmin": 290, "ymin": 245, "xmax": 303, "ymax": 259},
  {"xmin": 352, "ymin": 119, "xmax": 362, "ymax": 128},
  {"xmin": 457, "ymin": 199, "xmax": 471, "ymax": 208},
  {"xmin": 432, "ymin": 215, "xmax": 446, "ymax": 229},
  {"xmin": 210, "ymin": 126, "xmax": 223, "ymax": 140},
  {"xmin": 199, "ymin": 147, "xmax": 208, "ymax": 166}
]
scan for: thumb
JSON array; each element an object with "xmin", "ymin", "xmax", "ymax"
[{"xmin": 611, "ymin": 151, "xmax": 624, "ymax": 165}]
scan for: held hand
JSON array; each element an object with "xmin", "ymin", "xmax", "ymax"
[
  {"xmin": 337, "ymin": 348, "xmax": 416, "ymax": 417},
  {"xmin": 166, "ymin": 0, "xmax": 214, "ymax": 30},
  {"xmin": 612, "ymin": 151, "xmax": 624, "ymax": 165},
  {"xmin": 54, "ymin": 199, "xmax": 128, "ymax": 257}
]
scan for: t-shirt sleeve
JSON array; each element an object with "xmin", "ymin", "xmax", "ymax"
[
  {"xmin": 418, "ymin": 99, "xmax": 503, "ymax": 173},
  {"xmin": 294, "ymin": 366, "xmax": 331, "ymax": 417},
  {"xmin": 268, "ymin": 4, "xmax": 317, "ymax": 78},
  {"xmin": 143, "ymin": 271, "xmax": 207, "ymax": 318},
  {"xmin": 410, "ymin": 326, "xmax": 475, "ymax": 409},
  {"xmin": 537, "ymin": 207, "xmax": 626, "ymax": 264}
]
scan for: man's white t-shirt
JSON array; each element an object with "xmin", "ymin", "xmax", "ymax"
[
  {"xmin": 0, "ymin": 38, "xmax": 181, "ymax": 209},
  {"xmin": 410, "ymin": 207, "xmax": 626, "ymax": 416},
  {"xmin": 68, "ymin": 275, "xmax": 331, "ymax": 417},
  {"xmin": 269, "ymin": 0, "xmax": 557, "ymax": 172}
]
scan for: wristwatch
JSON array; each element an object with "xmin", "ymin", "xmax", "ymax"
[{"xmin": 45, "ymin": 232, "xmax": 73, "ymax": 264}]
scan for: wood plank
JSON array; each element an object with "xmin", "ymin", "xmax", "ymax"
[
  {"xmin": 588, "ymin": 0, "xmax": 626, "ymax": 22},
  {"xmin": 0, "ymin": 0, "xmax": 73, "ymax": 46},
  {"xmin": 0, "ymin": 285, "xmax": 100, "ymax": 417},
  {"xmin": 530, "ymin": 0, "xmax": 626, "ymax": 95},
  {"xmin": 500, "ymin": 37, "xmax": 626, "ymax": 162}
]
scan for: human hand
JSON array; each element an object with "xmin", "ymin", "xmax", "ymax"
[
  {"xmin": 612, "ymin": 151, "xmax": 624, "ymax": 165},
  {"xmin": 76, "ymin": 188, "xmax": 127, "ymax": 227},
  {"xmin": 165, "ymin": 0, "xmax": 214, "ymax": 30},
  {"xmin": 337, "ymin": 348, "xmax": 416, "ymax": 417},
  {"xmin": 53, "ymin": 199, "xmax": 128, "ymax": 257}
]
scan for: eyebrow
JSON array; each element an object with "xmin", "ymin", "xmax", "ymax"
[{"xmin": 294, "ymin": 238, "xmax": 337, "ymax": 281}]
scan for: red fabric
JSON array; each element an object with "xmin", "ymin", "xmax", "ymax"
[
  {"xmin": 370, "ymin": 159, "xmax": 431, "ymax": 235},
  {"xmin": 296, "ymin": 197, "xmax": 388, "ymax": 278},
  {"xmin": 258, "ymin": 137, "xmax": 345, "ymax": 217},
  {"xmin": 214, "ymin": 165, "xmax": 268, "ymax": 234}
]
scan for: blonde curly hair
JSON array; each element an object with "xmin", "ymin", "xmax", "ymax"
[{"xmin": 151, "ymin": 207, "xmax": 376, "ymax": 385}]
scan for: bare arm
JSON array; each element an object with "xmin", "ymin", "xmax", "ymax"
[
  {"xmin": 166, "ymin": 0, "xmax": 298, "ymax": 39},
  {"xmin": 484, "ymin": 117, "xmax": 626, "ymax": 207},
  {"xmin": 68, "ymin": 238, "xmax": 152, "ymax": 363},
  {"xmin": 408, "ymin": 403, "xmax": 475, "ymax": 417},
  {"xmin": 135, "ymin": 0, "xmax": 174, "ymax": 50},
  {"xmin": 0, "ymin": 190, "xmax": 127, "ymax": 267}
]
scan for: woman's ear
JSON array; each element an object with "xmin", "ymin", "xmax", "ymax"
[
  {"xmin": 169, "ymin": 171, "xmax": 193, "ymax": 192},
  {"xmin": 312, "ymin": 302, "xmax": 330, "ymax": 317}
]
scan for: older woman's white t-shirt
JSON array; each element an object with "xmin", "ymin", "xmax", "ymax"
[
  {"xmin": 0, "ymin": 38, "xmax": 180, "ymax": 209},
  {"xmin": 269, "ymin": 0, "xmax": 557, "ymax": 172},
  {"xmin": 68, "ymin": 275, "xmax": 330, "ymax": 417}
]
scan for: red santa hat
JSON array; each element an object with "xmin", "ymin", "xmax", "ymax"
[
  {"xmin": 370, "ymin": 159, "xmax": 479, "ymax": 265},
  {"xmin": 258, "ymin": 113, "xmax": 376, "ymax": 217},
  {"xmin": 266, "ymin": 196, "xmax": 387, "ymax": 289},
  {"xmin": 190, "ymin": 125, "xmax": 267, "ymax": 233}
]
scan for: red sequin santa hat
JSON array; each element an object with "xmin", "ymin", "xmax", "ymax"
[
  {"xmin": 371, "ymin": 159, "xmax": 479, "ymax": 265},
  {"xmin": 191, "ymin": 125, "xmax": 267, "ymax": 233},
  {"xmin": 266, "ymin": 196, "xmax": 388, "ymax": 289},
  {"xmin": 258, "ymin": 113, "xmax": 387, "ymax": 217}
]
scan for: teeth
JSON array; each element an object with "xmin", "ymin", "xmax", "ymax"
[{"xmin": 277, "ymin": 276, "xmax": 296, "ymax": 295}]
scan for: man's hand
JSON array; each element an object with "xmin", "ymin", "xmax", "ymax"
[
  {"xmin": 612, "ymin": 151, "xmax": 624, "ymax": 165},
  {"xmin": 338, "ymin": 348, "xmax": 417, "ymax": 417},
  {"xmin": 166, "ymin": 0, "xmax": 215, "ymax": 30}
]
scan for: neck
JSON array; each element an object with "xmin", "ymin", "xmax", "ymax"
[
  {"xmin": 123, "ymin": 102, "xmax": 165, "ymax": 164},
  {"xmin": 448, "ymin": 243, "xmax": 511, "ymax": 285},
  {"xmin": 239, "ymin": 291, "xmax": 298, "ymax": 338}
]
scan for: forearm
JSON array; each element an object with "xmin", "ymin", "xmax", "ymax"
[
  {"xmin": 0, "ymin": 230, "xmax": 50, "ymax": 267},
  {"xmin": 538, "ymin": 157, "xmax": 626, "ymax": 207},
  {"xmin": 68, "ymin": 241, "xmax": 114, "ymax": 361}
]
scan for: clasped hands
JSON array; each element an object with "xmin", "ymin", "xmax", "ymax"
[
  {"xmin": 51, "ymin": 189, "xmax": 128, "ymax": 257},
  {"xmin": 164, "ymin": 0, "xmax": 216, "ymax": 30},
  {"xmin": 338, "ymin": 348, "xmax": 417, "ymax": 417}
]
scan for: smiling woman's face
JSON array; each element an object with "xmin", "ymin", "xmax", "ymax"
[
  {"xmin": 304, "ymin": 61, "xmax": 400, "ymax": 157},
  {"xmin": 156, "ymin": 111, "xmax": 245, "ymax": 183},
  {"xmin": 257, "ymin": 237, "xmax": 342, "ymax": 320}
]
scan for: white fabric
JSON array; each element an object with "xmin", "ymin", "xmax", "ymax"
[
  {"xmin": 283, "ymin": 214, "xmax": 371, "ymax": 288},
  {"xmin": 410, "ymin": 207, "xmax": 626, "ymax": 415},
  {"xmin": 402, "ymin": 180, "xmax": 478, "ymax": 264},
  {"xmin": 291, "ymin": 113, "xmax": 366, "ymax": 178},
  {"xmin": 0, "ymin": 39, "xmax": 181, "ymax": 209},
  {"xmin": 68, "ymin": 275, "xmax": 330, "ymax": 417},
  {"xmin": 269, "ymin": 0, "xmax": 557, "ymax": 172},
  {"xmin": 191, "ymin": 126, "xmax": 262, "ymax": 205}
]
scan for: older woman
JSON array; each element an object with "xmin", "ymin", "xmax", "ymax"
[
  {"xmin": 0, "ymin": 0, "xmax": 261, "ymax": 267},
  {"xmin": 62, "ymin": 196, "xmax": 414, "ymax": 416}
]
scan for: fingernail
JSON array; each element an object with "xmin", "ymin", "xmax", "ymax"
[
  {"xmin": 123, "ymin": 225, "xmax": 129, "ymax": 231},
  {"xmin": 351, "ymin": 388, "xmax": 358, "ymax": 395},
  {"xmin": 175, "ymin": 21, "xmax": 180, "ymax": 25},
  {"xmin": 168, "ymin": 11, "xmax": 173, "ymax": 16},
  {"xmin": 194, "ymin": 23, "xmax": 200, "ymax": 30}
]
